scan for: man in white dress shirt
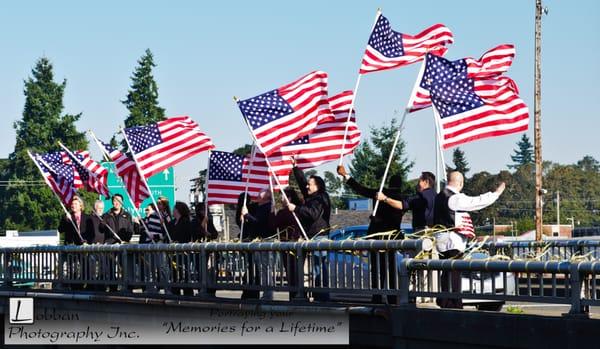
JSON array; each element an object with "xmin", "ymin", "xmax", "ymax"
[{"xmin": 433, "ymin": 171, "xmax": 506, "ymax": 308}]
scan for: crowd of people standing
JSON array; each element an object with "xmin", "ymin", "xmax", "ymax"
[{"xmin": 58, "ymin": 161, "xmax": 505, "ymax": 307}]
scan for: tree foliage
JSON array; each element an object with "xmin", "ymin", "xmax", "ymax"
[
  {"xmin": 118, "ymin": 49, "xmax": 165, "ymax": 147},
  {"xmin": 509, "ymin": 134, "xmax": 534, "ymax": 169},
  {"xmin": 467, "ymin": 156, "xmax": 600, "ymax": 232},
  {"xmin": 349, "ymin": 119, "xmax": 414, "ymax": 193},
  {"xmin": 0, "ymin": 58, "xmax": 87, "ymax": 231},
  {"xmin": 451, "ymin": 147, "xmax": 470, "ymax": 176}
]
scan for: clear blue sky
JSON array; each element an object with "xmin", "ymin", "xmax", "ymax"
[{"xmin": 1, "ymin": 1, "xmax": 598, "ymax": 198}]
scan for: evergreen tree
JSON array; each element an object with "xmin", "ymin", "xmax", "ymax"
[
  {"xmin": 509, "ymin": 134, "xmax": 534, "ymax": 169},
  {"xmin": 451, "ymin": 147, "xmax": 470, "ymax": 176},
  {"xmin": 349, "ymin": 119, "xmax": 414, "ymax": 193},
  {"xmin": 577, "ymin": 155, "xmax": 600, "ymax": 173},
  {"xmin": 120, "ymin": 49, "xmax": 165, "ymax": 147},
  {"xmin": 0, "ymin": 58, "xmax": 87, "ymax": 231}
]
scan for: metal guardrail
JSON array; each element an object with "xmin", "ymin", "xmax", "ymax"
[
  {"xmin": 482, "ymin": 240, "xmax": 600, "ymax": 261},
  {"xmin": 1, "ymin": 240, "xmax": 599, "ymax": 315},
  {"xmin": 403, "ymin": 259, "xmax": 600, "ymax": 314},
  {"xmin": 0, "ymin": 240, "xmax": 427, "ymax": 299}
]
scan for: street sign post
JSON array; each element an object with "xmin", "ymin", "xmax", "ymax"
[{"xmin": 102, "ymin": 162, "xmax": 175, "ymax": 216}]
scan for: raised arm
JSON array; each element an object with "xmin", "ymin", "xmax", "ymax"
[{"xmin": 449, "ymin": 182, "xmax": 506, "ymax": 212}]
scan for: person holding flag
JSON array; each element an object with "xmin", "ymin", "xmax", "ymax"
[
  {"xmin": 336, "ymin": 165, "xmax": 407, "ymax": 304},
  {"xmin": 434, "ymin": 171, "xmax": 506, "ymax": 309},
  {"xmin": 286, "ymin": 158, "xmax": 331, "ymax": 302}
]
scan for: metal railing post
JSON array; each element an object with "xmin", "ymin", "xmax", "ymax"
[
  {"xmin": 3, "ymin": 252, "xmax": 12, "ymax": 287},
  {"xmin": 199, "ymin": 246, "xmax": 208, "ymax": 297},
  {"xmin": 121, "ymin": 249, "xmax": 129, "ymax": 292},
  {"xmin": 567, "ymin": 263, "xmax": 588, "ymax": 316},
  {"xmin": 398, "ymin": 258, "xmax": 411, "ymax": 306}
]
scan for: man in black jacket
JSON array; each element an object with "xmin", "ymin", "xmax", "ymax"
[
  {"xmin": 102, "ymin": 194, "xmax": 134, "ymax": 244},
  {"xmin": 102, "ymin": 194, "xmax": 134, "ymax": 292},
  {"xmin": 337, "ymin": 165, "xmax": 407, "ymax": 304},
  {"xmin": 287, "ymin": 163, "xmax": 331, "ymax": 301},
  {"xmin": 287, "ymin": 166, "xmax": 331, "ymax": 238},
  {"xmin": 375, "ymin": 171, "xmax": 436, "ymax": 232},
  {"xmin": 337, "ymin": 165, "xmax": 406, "ymax": 238}
]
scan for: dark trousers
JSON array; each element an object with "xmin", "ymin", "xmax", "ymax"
[
  {"xmin": 437, "ymin": 249, "xmax": 463, "ymax": 309},
  {"xmin": 241, "ymin": 252, "xmax": 260, "ymax": 299}
]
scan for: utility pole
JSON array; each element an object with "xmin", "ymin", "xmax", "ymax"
[
  {"xmin": 556, "ymin": 191, "xmax": 560, "ymax": 229},
  {"xmin": 534, "ymin": 0, "xmax": 545, "ymax": 241}
]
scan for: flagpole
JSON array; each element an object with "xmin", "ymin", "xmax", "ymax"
[
  {"xmin": 88, "ymin": 131, "xmax": 155, "ymax": 243},
  {"xmin": 27, "ymin": 150, "xmax": 83, "ymax": 243},
  {"xmin": 338, "ymin": 8, "xmax": 382, "ymax": 166},
  {"xmin": 120, "ymin": 126, "xmax": 173, "ymax": 243},
  {"xmin": 432, "ymin": 107, "xmax": 447, "ymax": 190},
  {"xmin": 235, "ymin": 97, "xmax": 309, "ymax": 240},
  {"xmin": 204, "ymin": 150, "xmax": 212, "ymax": 218},
  {"xmin": 57, "ymin": 141, "xmax": 109, "ymax": 198},
  {"xmin": 239, "ymin": 144, "xmax": 257, "ymax": 242},
  {"xmin": 371, "ymin": 109, "xmax": 408, "ymax": 216}
]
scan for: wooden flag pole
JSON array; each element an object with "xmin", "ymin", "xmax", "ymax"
[
  {"xmin": 120, "ymin": 126, "xmax": 173, "ymax": 243},
  {"xmin": 338, "ymin": 8, "xmax": 382, "ymax": 166}
]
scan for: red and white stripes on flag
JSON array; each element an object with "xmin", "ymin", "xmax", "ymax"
[
  {"xmin": 407, "ymin": 45, "xmax": 516, "ymax": 113},
  {"xmin": 237, "ymin": 71, "xmax": 332, "ymax": 156},
  {"xmin": 124, "ymin": 116, "xmax": 215, "ymax": 179},
  {"xmin": 359, "ymin": 12, "xmax": 453, "ymax": 74},
  {"xmin": 455, "ymin": 212, "xmax": 475, "ymax": 238},
  {"xmin": 29, "ymin": 151, "xmax": 77, "ymax": 206},
  {"xmin": 206, "ymin": 150, "xmax": 277, "ymax": 205},
  {"xmin": 93, "ymin": 136, "xmax": 150, "ymax": 208},
  {"xmin": 434, "ymin": 75, "xmax": 529, "ymax": 149},
  {"xmin": 262, "ymin": 90, "xmax": 361, "ymax": 179},
  {"xmin": 74, "ymin": 150, "xmax": 110, "ymax": 198}
]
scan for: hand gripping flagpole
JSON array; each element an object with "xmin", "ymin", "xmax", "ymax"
[
  {"xmin": 27, "ymin": 150, "xmax": 83, "ymax": 243},
  {"xmin": 235, "ymin": 97, "xmax": 309, "ymax": 240},
  {"xmin": 239, "ymin": 143, "xmax": 257, "ymax": 242},
  {"xmin": 120, "ymin": 126, "xmax": 173, "ymax": 243},
  {"xmin": 371, "ymin": 56, "xmax": 428, "ymax": 216},
  {"xmin": 371, "ymin": 109, "xmax": 409, "ymax": 217},
  {"xmin": 88, "ymin": 130, "xmax": 155, "ymax": 243},
  {"xmin": 338, "ymin": 8, "xmax": 382, "ymax": 166}
]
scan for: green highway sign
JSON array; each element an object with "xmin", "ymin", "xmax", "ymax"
[{"xmin": 102, "ymin": 162, "xmax": 175, "ymax": 216}]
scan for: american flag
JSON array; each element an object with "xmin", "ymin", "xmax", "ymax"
[
  {"xmin": 237, "ymin": 71, "xmax": 332, "ymax": 156},
  {"xmin": 407, "ymin": 45, "xmax": 516, "ymax": 112},
  {"xmin": 206, "ymin": 150, "xmax": 275, "ymax": 204},
  {"xmin": 95, "ymin": 137, "xmax": 150, "ymax": 208},
  {"xmin": 455, "ymin": 212, "xmax": 475, "ymax": 238},
  {"xmin": 261, "ymin": 91, "xmax": 361, "ymax": 178},
  {"xmin": 429, "ymin": 63, "xmax": 529, "ymax": 149},
  {"xmin": 359, "ymin": 12, "xmax": 453, "ymax": 74},
  {"xmin": 124, "ymin": 116, "xmax": 215, "ymax": 178},
  {"xmin": 61, "ymin": 146, "xmax": 110, "ymax": 198},
  {"xmin": 32, "ymin": 151, "xmax": 77, "ymax": 205}
]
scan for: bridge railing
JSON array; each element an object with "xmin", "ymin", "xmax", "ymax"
[
  {"xmin": 1, "ymin": 241, "xmax": 599, "ymax": 315},
  {"xmin": 481, "ymin": 239, "xmax": 600, "ymax": 261},
  {"xmin": 402, "ymin": 259, "xmax": 600, "ymax": 314},
  {"xmin": 0, "ymin": 240, "xmax": 428, "ymax": 299}
]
